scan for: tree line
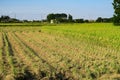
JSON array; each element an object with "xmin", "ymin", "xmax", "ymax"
[
  {"xmin": 0, "ymin": 15, "xmax": 113, "ymax": 23},
  {"xmin": 47, "ymin": 13, "xmax": 73, "ymax": 23},
  {"xmin": 0, "ymin": 16, "xmax": 20, "ymax": 23},
  {"xmin": 0, "ymin": 16, "xmax": 43, "ymax": 23},
  {"xmin": 113, "ymin": 0, "xmax": 120, "ymax": 25},
  {"xmin": 47, "ymin": 13, "xmax": 113, "ymax": 23}
]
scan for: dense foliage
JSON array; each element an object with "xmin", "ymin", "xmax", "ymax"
[
  {"xmin": 96, "ymin": 17, "xmax": 113, "ymax": 23},
  {"xmin": 113, "ymin": 0, "xmax": 120, "ymax": 25},
  {"xmin": 0, "ymin": 16, "xmax": 20, "ymax": 23},
  {"xmin": 47, "ymin": 13, "xmax": 68, "ymax": 23}
]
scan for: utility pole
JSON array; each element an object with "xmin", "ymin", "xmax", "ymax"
[
  {"xmin": 41, "ymin": 13, "xmax": 43, "ymax": 21},
  {"xmin": 14, "ymin": 13, "xmax": 16, "ymax": 19}
]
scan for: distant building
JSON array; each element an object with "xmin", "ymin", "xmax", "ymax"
[
  {"xmin": 50, "ymin": 19, "xmax": 58, "ymax": 24},
  {"xmin": 50, "ymin": 19, "xmax": 54, "ymax": 24}
]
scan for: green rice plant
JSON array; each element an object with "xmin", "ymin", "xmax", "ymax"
[{"xmin": 0, "ymin": 23, "xmax": 120, "ymax": 79}]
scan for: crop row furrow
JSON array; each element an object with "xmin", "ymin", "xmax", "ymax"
[
  {"xmin": 1, "ymin": 33, "xmax": 19, "ymax": 80},
  {"xmin": 11, "ymin": 33, "xmax": 42, "ymax": 70},
  {"xmin": 16, "ymin": 32, "xmax": 70, "ymax": 69},
  {"xmin": 2, "ymin": 33, "xmax": 11, "ymax": 75},
  {"xmin": 14, "ymin": 33, "xmax": 55, "ymax": 70},
  {"xmin": 11, "ymin": 32, "xmax": 61, "ymax": 79},
  {"xmin": 0, "ymin": 33, "xmax": 4, "ymax": 79},
  {"xmin": 7, "ymin": 32, "xmax": 42, "ymax": 80},
  {"xmin": 14, "ymin": 32, "xmax": 77, "ymax": 79},
  {"xmin": 19, "ymin": 31, "xmax": 120, "ymax": 79},
  {"xmin": 20, "ymin": 32, "xmax": 81, "ymax": 67},
  {"xmin": 15, "ymin": 32, "xmax": 81, "ymax": 79}
]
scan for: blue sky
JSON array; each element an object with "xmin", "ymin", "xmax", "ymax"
[{"xmin": 0, "ymin": 0, "xmax": 114, "ymax": 20}]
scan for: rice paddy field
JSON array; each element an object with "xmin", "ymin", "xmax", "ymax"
[{"xmin": 0, "ymin": 23, "xmax": 120, "ymax": 80}]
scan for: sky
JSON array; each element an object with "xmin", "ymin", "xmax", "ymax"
[{"xmin": 0, "ymin": 0, "xmax": 114, "ymax": 20}]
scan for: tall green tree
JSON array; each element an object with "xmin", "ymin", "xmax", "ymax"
[
  {"xmin": 113, "ymin": 0, "xmax": 120, "ymax": 25},
  {"xmin": 47, "ymin": 13, "xmax": 68, "ymax": 23},
  {"xmin": 47, "ymin": 13, "xmax": 55, "ymax": 22},
  {"xmin": 96, "ymin": 17, "xmax": 103, "ymax": 22},
  {"xmin": 0, "ymin": 16, "xmax": 10, "ymax": 22}
]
